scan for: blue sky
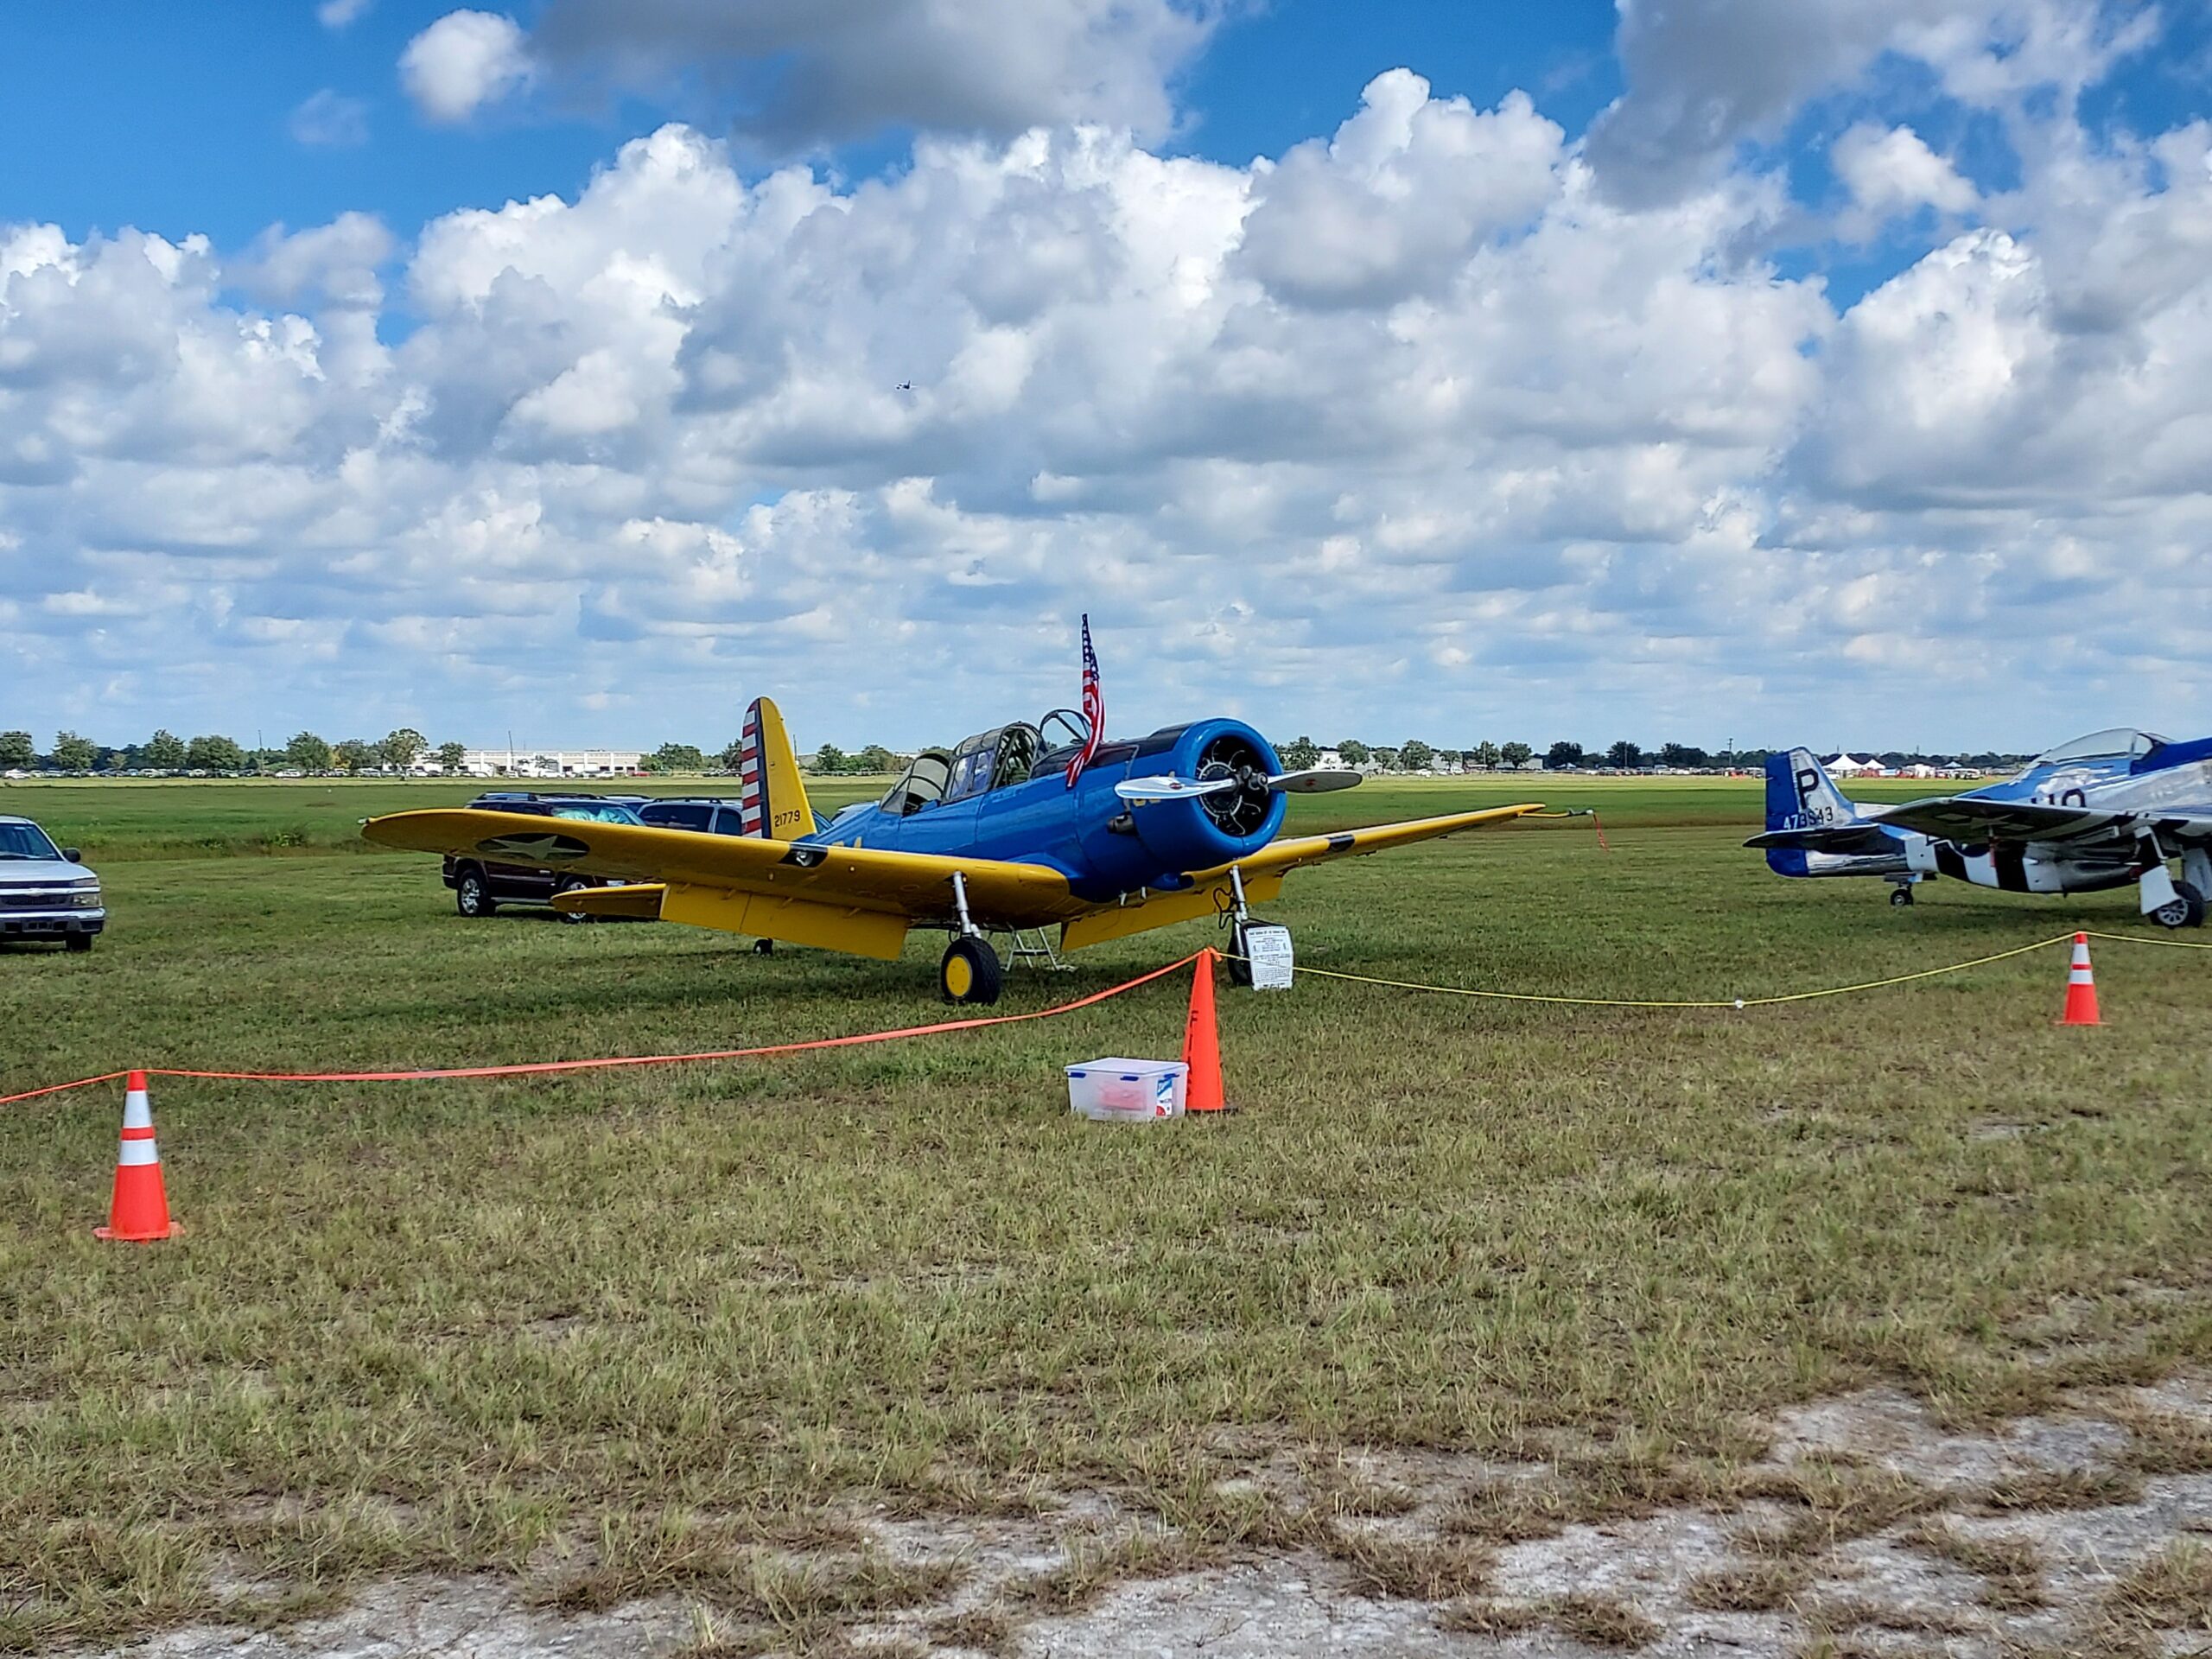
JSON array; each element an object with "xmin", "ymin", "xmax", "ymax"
[
  {"xmin": 0, "ymin": 2, "xmax": 1625, "ymax": 251},
  {"xmin": 3, "ymin": 1, "xmax": 2211, "ymax": 754}
]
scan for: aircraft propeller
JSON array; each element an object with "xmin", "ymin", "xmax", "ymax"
[{"xmin": 1116, "ymin": 767, "xmax": 1363, "ymax": 804}]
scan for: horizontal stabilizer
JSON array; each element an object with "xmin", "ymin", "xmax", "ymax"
[{"xmin": 1744, "ymin": 823, "xmax": 1898, "ymax": 855}]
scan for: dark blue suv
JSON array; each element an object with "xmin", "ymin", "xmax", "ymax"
[{"xmin": 442, "ymin": 792, "xmax": 648, "ymax": 919}]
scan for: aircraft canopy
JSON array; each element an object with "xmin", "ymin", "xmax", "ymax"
[
  {"xmin": 2027, "ymin": 728, "xmax": 2168, "ymax": 766},
  {"xmin": 878, "ymin": 708, "xmax": 1094, "ymax": 817}
]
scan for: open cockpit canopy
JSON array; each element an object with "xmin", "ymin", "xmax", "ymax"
[{"xmin": 878, "ymin": 709, "xmax": 1093, "ymax": 817}]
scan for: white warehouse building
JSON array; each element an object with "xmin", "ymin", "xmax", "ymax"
[{"xmin": 422, "ymin": 748, "xmax": 645, "ymax": 779}]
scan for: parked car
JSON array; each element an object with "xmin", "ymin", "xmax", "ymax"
[
  {"xmin": 634, "ymin": 797, "xmax": 751, "ymax": 836},
  {"xmin": 0, "ymin": 816, "xmax": 105, "ymax": 951},
  {"xmin": 442, "ymin": 793, "xmax": 648, "ymax": 920}
]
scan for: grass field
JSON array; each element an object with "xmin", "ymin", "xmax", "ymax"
[{"xmin": 4, "ymin": 776, "xmax": 2210, "ymax": 1651}]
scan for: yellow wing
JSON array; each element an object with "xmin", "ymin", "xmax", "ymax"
[
  {"xmin": 1060, "ymin": 804, "xmax": 1546, "ymax": 949},
  {"xmin": 1205, "ymin": 803, "xmax": 1548, "ymax": 879},
  {"xmin": 361, "ymin": 810, "xmax": 1081, "ymax": 959}
]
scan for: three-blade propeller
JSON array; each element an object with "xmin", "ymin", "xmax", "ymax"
[{"xmin": 1116, "ymin": 767, "xmax": 1363, "ymax": 804}]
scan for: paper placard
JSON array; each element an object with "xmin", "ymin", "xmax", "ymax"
[{"xmin": 1242, "ymin": 924, "xmax": 1294, "ymax": 990}]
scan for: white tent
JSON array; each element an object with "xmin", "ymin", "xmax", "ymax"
[{"xmin": 1824, "ymin": 753, "xmax": 1880, "ymax": 776}]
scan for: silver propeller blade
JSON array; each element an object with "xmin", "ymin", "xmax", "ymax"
[
  {"xmin": 1116, "ymin": 767, "xmax": 1363, "ymax": 804},
  {"xmin": 1116, "ymin": 773, "xmax": 1243, "ymax": 803},
  {"xmin": 1267, "ymin": 768, "xmax": 1362, "ymax": 794}
]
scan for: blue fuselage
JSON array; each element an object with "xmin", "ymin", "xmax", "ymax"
[{"xmin": 804, "ymin": 719, "xmax": 1288, "ymax": 905}]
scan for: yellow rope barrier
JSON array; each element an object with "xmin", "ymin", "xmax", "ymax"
[
  {"xmin": 2085, "ymin": 929, "xmax": 2212, "ymax": 950},
  {"xmin": 1217, "ymin": 929, "xmax": 2204, "ymax": 1009}
]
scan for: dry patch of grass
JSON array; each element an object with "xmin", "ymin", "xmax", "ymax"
[
  {"xmin": 1732, "ymin": 1459, "xmax": 1948, "ymax": 1557},
  {"xmin": 2101, "ymin": 1539, "xmax": 2212, "ymax": 1636},
  {"xmin": 996, "ymin": 1526, "xmax": 1212, "ymax": 1616},
  {"xmin": 1970, "ymin": 1464, "xmax": 2145, "ymax": 1513},
  {"xmin": 2119, "ymin": 1408, "xmax": 2212, "ymax": 1477},
  {"xmin": 1440, "ymin": 1592, "xmax": 1661, "ymax": 1649},
  {"xmin": 1902, "ymin": 1516, "xmax": 2047, "ymax": 1611},
  {"xmin": 923, "ymin": 1607, "xmax": 1019, "ymax": 1656},
  {"xmin": 1331, "ymin": 1534, "xmax": 1494, "ymax": 1602},
  {"xmin": 1686, "ymin": 1559, "xmax": 1809, "ymax": 1611},
  {"xmin": 1799, "ymin": 1595, "xmax": 1981, "ymax": 1638}
]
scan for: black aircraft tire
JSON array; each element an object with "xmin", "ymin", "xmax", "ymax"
[
  {"xmin": 1890, "ymin": 887, "xmax": 1914, "ymax": 907},
  {"xmin": 940, "ymin": 936, "xmax": 1002, "ymax": 1005},
  {"xmin": 1227, "ymin": 918, "xmax": 1267, "ymax": 984},
  {"xmin": 2178, "ymin": 880, "xmax": 2208, "ymax": 928}
]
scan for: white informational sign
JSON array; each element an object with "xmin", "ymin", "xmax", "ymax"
[{"xmin": 1243, "ymin": 924, "xmax": 1294, "ymax": 990}]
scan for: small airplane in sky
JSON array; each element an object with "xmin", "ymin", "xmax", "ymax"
[
  {"xmin": 365, "ymin": 633, "xmax": 1542, "ymax": 1002},
  {"xmin": 1749, "ymin": 730, "xmax": 2212, "ymax": 926}
]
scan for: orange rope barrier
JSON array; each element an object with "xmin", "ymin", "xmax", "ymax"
[{"xmin": 0, "ymin": 952, "xmax": 1202, "ymax": 1107}]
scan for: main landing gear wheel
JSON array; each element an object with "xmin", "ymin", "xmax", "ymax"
[
  {"xmin": 940, "ymin": 936, "xmax": 1003, "ymax": 1006},
  {"xmin": 753, "ymin": 938, "xmax": 775, "ymax": 956},
  {"xmin": 455, "ymin": 867, "xmax": 495, "ymax": 917},
  {"xmin": 2152, "ymin": 880, "xmax": 2205, "ymax": 930},
  {"xmin": 553, "ymin": 878, "xmax": 594, "ymax": 923},
  {"xmin": 1889, "ymin": 887, "xmax": 1915, "ymax": 907}
]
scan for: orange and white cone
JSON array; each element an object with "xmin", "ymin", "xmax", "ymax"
[
  {"xmin": 1182, "ymin": 949, "xmax": 1226, "ymax": 1113},
  {"xmin": 2059, "ymin": 932, "xmax": 2101, "ymax": 1027},
  {"xmin": 94, "ymin": 1071, "xmax": 176, "ymax": 1241}
]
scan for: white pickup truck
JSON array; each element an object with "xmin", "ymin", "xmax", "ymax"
[{"xmin": 0, "ymin": 815, "xmax": 105, "ymax": 951}]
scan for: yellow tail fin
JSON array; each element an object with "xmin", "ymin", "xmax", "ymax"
[{"xmin": 739, "ymin": 696, "xmax": 816, "ymax": 839}]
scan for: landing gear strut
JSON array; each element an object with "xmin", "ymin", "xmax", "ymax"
[
  {"xmin": 2139, "ymin": 839, "xmax": 2203, "ymax": 928},
  {"xmin": 940, "ymin": 871, "xmax": 1004, "ymax": 1004},
  {"xmin": 1221, "ymin": 864, "xmax": 1291, "ymax": 987}
]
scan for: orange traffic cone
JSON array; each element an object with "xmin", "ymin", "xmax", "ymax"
[
  {"xmin": 2060, "ymin": 932, "xmax": 2101, "ymax": 1027},
  {"xmin": 94, "ymin": 1071, "xmax": 176, "ymax": 1241},
  {"xmin": 1182, "ymin": 949, "xmax": 1226, "ymax": 1113}
]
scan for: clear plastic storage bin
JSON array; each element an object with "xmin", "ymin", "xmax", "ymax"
[{"xmin": 1065, "ymin": 1058, "xmax": 1188, "ymax": 1121}]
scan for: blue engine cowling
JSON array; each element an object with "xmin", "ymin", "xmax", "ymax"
[{"xmin": 1068, "ymin": 719, "xmax": 1287, "ymax": 899}]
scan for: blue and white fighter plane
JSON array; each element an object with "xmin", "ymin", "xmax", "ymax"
[{"xmin": 1750, "ymin": 729, "xmax": 2212, "ymax": 927}]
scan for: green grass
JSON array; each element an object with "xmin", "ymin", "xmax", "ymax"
[{"xmin": 3, "ymin": 779, "xmax": 2209, "ymax": 1648}]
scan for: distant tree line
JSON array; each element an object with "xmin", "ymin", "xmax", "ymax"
[
  {"xmin": 5, "ymin": 722, "xmax": 2031, "ymax": 781},
  {"xmin": 1, "ymin": 727, "xmax": 467, "ymax": 775},
  {"xmin": 1273, "ymin": 736, "xmax": 2028, "ymax": 772}
]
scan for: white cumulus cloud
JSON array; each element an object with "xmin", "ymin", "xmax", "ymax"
[
  {"xmin": 509, "ymin": 0, "xmax": 1215, "ymax": 151},
  {"xmin": 400, "ymin": 10, "xmax": 532, "ymax": 124},
  {"xmin": 289, "ymin": 88, "xmax": 371, "ymax": 149},
  {"xmin": 7, "ymin": 30, "xmax": 2212, "ymax": 750}
]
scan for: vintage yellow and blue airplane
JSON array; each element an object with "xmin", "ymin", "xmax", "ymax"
[{"xmin": 363, "ymin": 697, "xmax": 1542, "ymax": 1004}]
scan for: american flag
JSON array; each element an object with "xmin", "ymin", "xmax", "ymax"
[{"xmin": 1065, "ymin": 614, "xmax": 1103, "ymax": 787}]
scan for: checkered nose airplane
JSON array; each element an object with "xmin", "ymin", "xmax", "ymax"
[
  {"xmin": 1748, "ymin": 729, "xmax": 2212, "ymax": 926},
  {"xmin": 364, "ymin": 691, "xmax": 1544, "ymax": 1006}
]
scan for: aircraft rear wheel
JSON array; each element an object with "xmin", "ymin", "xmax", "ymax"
[
  {"xmin": 1889, "ymin": 887, "xmax": 1914, "ymax": 907},
  {"xmin": 940, "ymin": 936, "xmax": 1002, "ymax": 1005},
  {"xmin": 2152, "ymin": 881, "xmax": 2204, "ymax": 929}
]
